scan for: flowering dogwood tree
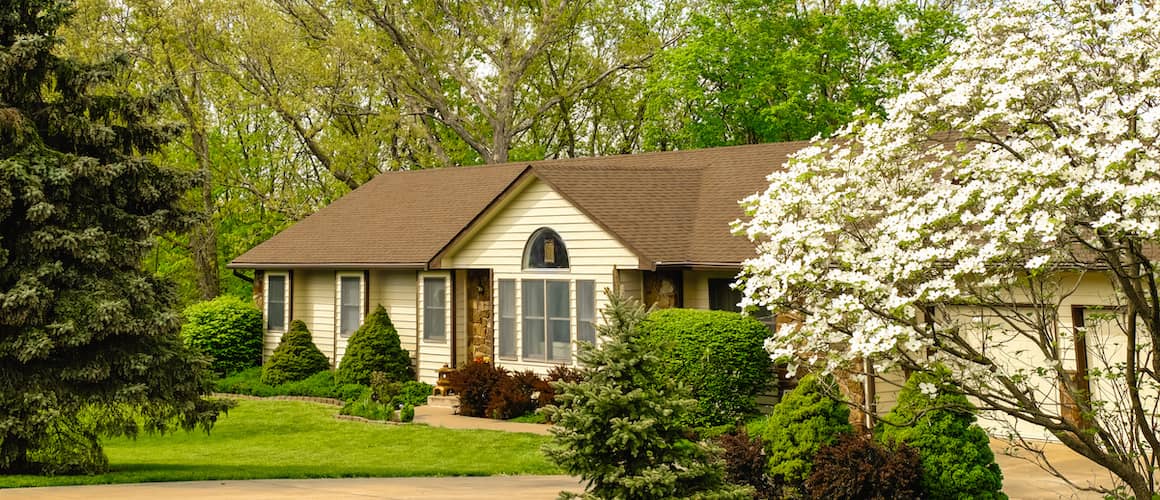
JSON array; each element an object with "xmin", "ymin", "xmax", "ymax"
[{"xmin": 735, "ymin": 0, "xmax": 1160, "ymax": 497}]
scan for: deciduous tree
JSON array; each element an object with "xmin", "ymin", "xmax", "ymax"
[{"xmin": 736, "ymin": 0, "xmax": 1160, "ymax": 497}]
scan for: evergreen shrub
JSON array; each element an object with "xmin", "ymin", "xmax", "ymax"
[
  {"xmin": 261, "ymin": 320, "xmax": 331, "ymax": 385},
  {"xmin": 181, "ymin": 296, "xmax": 264, "ymax": 375},
  {"xmin": 640, "ymin": 308, "xmax": 773, "ymax": 427},
  {"xmin": 762, "ymin": 374, "xmax": 852, "ymax": 493},
  {"xmin": 543, "ymin": 293, "xmax": 749, "ymax": 499},
  {"xmin": 805, "ymin": 434, "xmax": 923, "ymax": 500},
  {"xmin": 336, "ymin": 305, "xmax": 413, "ymax": 385},
  {"xmin": 877, "ymin": 368, "xmax": 1006, "ymax": 499}
]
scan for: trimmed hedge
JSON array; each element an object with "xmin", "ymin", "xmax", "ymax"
[
  {"xmin": 215, "ymin": 366, "xmax": 366, "ymax": 401},
  {"xmin": 336, "ymin": 305, "xmax": 413, "ymax": 386},
  {"xmin": 640, "ymin": 308, "xmax": 773, "ymax": 427},
  {"xmin": 181, "ymin": 296, "xmax": 263, "ymax": 375},
  {"xmin": 261, "ymin": 320, "xmax": 331, "ymax": 385},
  {"xmin": 877, "ymin": 368, "xmax": 1006, "ymax": 500},
  {"xmin": 762, "ymin": 374, "xmax": 852, "ymax": 493}
]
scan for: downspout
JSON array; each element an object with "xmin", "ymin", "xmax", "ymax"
[{"xmin": 864, "ymin": 358, "xmax": 877, "ymax": 430}]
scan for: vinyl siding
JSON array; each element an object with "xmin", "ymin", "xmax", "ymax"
[
  {"xmin": 682, "ymin": 270, "xmax": 739, "ymax": 310},
  {"xmin": 369, "ymin": 270, "xmax": 419, "ymax": 371},
  {"xmin": 443, "ymin": 179, "xmax": 639, "ymax": 375},
  {"xmin": 284, "ymin": 269, "xmax": 336, "ymax": 365}
]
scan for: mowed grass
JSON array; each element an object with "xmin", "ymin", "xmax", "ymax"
[{"xmin": 0, "ymin": 399, "xmax": 559, "ymax": 488}]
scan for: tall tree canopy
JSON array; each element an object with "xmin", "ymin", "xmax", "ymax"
[
  {"xmin": 736, "ymin": 0, "xmax": 1160, "ymax": 497},
  {"xmin": 646, "ymin": 0, "xmax": 962, "ymax": 149},
  {"xmin": 0, "ymin": 0, "xmax": 227, "ymax": 474}
]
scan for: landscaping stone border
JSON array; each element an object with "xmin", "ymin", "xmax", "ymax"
[{"xmin": 213, "ymin": 392, "xmax": 343, "ymax": 406}]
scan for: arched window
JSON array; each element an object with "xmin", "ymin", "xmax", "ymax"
[{"xmin": 523, "ymin": 227, "xmax": 569, "ymax": 269}]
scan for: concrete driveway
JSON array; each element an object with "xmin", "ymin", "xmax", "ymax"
[{"xmin": 0, "ymin": 476, "xmax": 585, "ymax": 500}]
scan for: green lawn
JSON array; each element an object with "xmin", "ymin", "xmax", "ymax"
[{"xmin": 0, "ymin": 399, "xmax": 559, "ymax": 488}]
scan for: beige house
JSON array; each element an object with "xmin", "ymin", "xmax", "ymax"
[
  {"xmin": 229, "ymin": 141, "xmax": 1133, "ymax": 444},
  {"xmin": 229, "ymin": 143, "xmax": 806, "ymax": 384}
]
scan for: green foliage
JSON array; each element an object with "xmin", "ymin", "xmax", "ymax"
[
  {"xmin": 215, "ymin": 366, "xmax": 369, "ymax": 402},
  {"xmin": 877, "ymin": 369, "xmax": 1005, "ymax": 500},
  {"xmin": 762, "ymin": 375, "xmax": 852, "ymax": 492},
  {"xmin": 261, "ymin": 320, "xmax": 331, "ymax": 385},
  {"xmin": 805, "ymin": 434, "xmax": 923, "ymax": 500},
  {"xmin": 400, "ymin": 404, "xmax": 415, "ymax": 423},
  {"xmin": 340, "ymin": 393, "xmax": 396, "ymax": 421},
  {"xmin": 0, "ymin": 0, "xmax": 228, "ymax": 474},
  {"xmin": 640, "ymin": 308, "xmax": 773, "ymax": 427},
  {"xmin": 543, "ymin": 292, "xmax": 749, "ymax": 499},
  {"xmin": 181, "ymin": 296, "xmax": 263, "ymax": 375},
  {"xmin": 646, "ymin": 0, "xmax": 963, "ymax": 149},
  {"xmin": 336, "ymin": 305, "xmax": 414, "ymax": 386},
  {"xmin": 369, "ymin": 372, "xmax": 432, "ymax": 408}
]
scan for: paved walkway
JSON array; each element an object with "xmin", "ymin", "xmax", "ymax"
[{"xmin": 1, "ymin": 402, "xmax": 1126, "ymax": 499}]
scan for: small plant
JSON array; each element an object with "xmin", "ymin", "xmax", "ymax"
[
  {"xmin": 261, "ymin": 320, "xmax": 331, "ymax": 385},
  {"xmin": 543, "ymin": 292, "xmax": 749, "ymax": 499},
  {"xmin": 805, "ymin": 434, "xmax": 923, "ymax": 500},
  {"xmin": 181, "ymin": 296, "xmax": 263, "ymax": 375},
  {"xmin": 762, "ymin": 374, "xmax": 852, "ymax": 494},
  {"xmin": 877, "ymin": 368, "xmax": 1005, "ymax": 499},
  {"xmin": 336, "ymin": 305, "xmax": 413, "ymax": 386},
  {"xmin": 400, "ymin": 404, "xmax": 415, "ymax": 423},
  {"xmin": 640, "ymin": 308, "xmax": 774, "ymax": 427},
  {"xmin": 447, "ymin": 360, "xmax": 508, "ymax": 417},
  {"xmin": 717, "ymin": 428, "xmax": 776, "ymax": 499}
]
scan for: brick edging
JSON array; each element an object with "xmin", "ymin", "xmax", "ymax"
[
  {"xmin": 333, "ymin": 414, "xmax": 403, "ymax": 425},
  {"xmin": 212, "ymin": 392, "xmax": 344, "ymax": 406}
]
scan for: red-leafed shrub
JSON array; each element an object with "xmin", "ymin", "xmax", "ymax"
[
  {"xmin": 805, "ymin": 434, "xmax": 923, "ymax": 500},
  {"xmin": 716, "ymin": 428, "xmax": 776, "ymax": 499},
  {"xmin": 447, "ymin": 360, "xmax": 508, "ymax": 417},
  {"xmin": 486, "ymin": 370, "xmax": 545, "ymax": 419}
]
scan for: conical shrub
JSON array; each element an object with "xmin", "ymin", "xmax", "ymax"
[
  {"xmin": 261, "ymin": 320, "xmax": 331, "ymax": 385},
  {"xmin": 336, "ymin": 305, "xmax": 414, "ymax": 385}
]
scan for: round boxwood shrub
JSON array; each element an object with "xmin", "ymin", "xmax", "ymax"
[
  {"xmin": 763, "ymin": 374, "xmax": 852, "ymax": 493},
  {"xmin": 180, "ymin": 295, "xmax": 263, "ymax": 375},
  {"xmin": 336, "ymin": 305, "xmax": 414, "ymax": 386},
  {"xmin": 639, "ymin": 308, "xmax": 774, "ymax": 427},
  {"xmin": 877, "ymin": 368, "xmax": 1005, "ymax": 500},
  {"xmin": 261, "ymin": 320, "xmax": 331, "ymax": 385}
]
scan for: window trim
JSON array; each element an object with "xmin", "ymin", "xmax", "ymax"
[
  {"xmin": 520, "ymin": 278, "xmax": 572, "ymax": 362},
  {"xmin": 422, "ymin": 274, "xmax": 450, "ymax": 343},
  {"xmin": 522, "ymin": 227, "xmax": 571, "ymax": 270},
  {"xmin": 336, "ymin": 272, "xmax": 364, "ymax": 337},
  {"xmin": 265, "ymin": 272, "xmax": 290, "ymax": 331},
  {"xmin": 497, "ymin": 279, "xmax": 518, "ymax": 360}
]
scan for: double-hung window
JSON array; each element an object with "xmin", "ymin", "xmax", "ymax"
[
  {"xmin": 423, "ymin": 277, "xmax": 447, "ymax": 342},
  {"xmin": 498, "ymin": 279, "xmax": 517, "ymax": 358},
  {"xmin": 266, "ymin": 274, "xmax": 287, "ymax": 330},
  {"xmin": 522, "ymin": 280, "xmax": 570, "ymax": 361},
  {"xmin": 338, "ymin": 274, "xmax": 362, "ymax": 336}
]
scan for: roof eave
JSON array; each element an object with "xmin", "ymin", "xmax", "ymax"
[{"xmin": 226, "ymin": 261, "xmax": 428, "ymax": 270}]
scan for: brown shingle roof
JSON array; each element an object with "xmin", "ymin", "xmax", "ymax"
[
  {"xmin": 229, "ymin": 142, "xmax": 807, "ymax": 269},
  {"xmin": 229, "ymin": 163, "xmax": 529, "ymax": 268}
]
